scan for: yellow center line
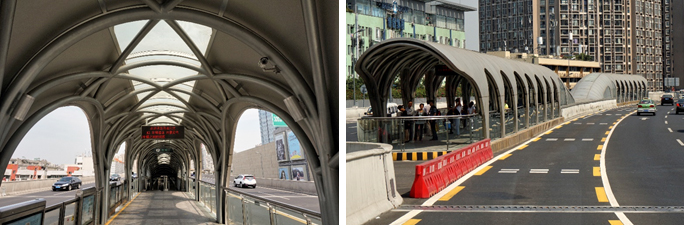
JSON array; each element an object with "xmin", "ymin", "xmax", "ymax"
[
  {"xmin": 609, "ymin": 220, "xmax": 624, "ymax": 225},
  {"xmin": 609, "ymin": 126, "xmax": 613, "ymax": 129},
  {"xmin": 403, "ymin": 219, "xmax": 422, "ymax": 225},
  {"xmin": 499, "ymin": 154, "xmax": 513, "ymax": 160},
  {"xmin": 544, "ymin": 130, "xmax": 553, "ymax": 135},
  {"xmin": 474, "ymin": 166, "xmax": 493, "ymax": 176},
  {"xmin": 593, "ymin": 167, "xmax": 601, "ymax": 176},
  {"xmin": 594, "ymin": 154, "xmax": 601, "ymax": 161},
  {"xmin": 563, "ymin": 122, "xmax": 571, "ymax": 125},
  {"xmin": 517, "ymin": 144, "xmax": 529, "ymax": 150},
  {"xmin": 595, "ymin": 187, "xmax": 609, "ymax": 202},
  {"xmin": 532, "ymin": 137, "xmax": 541, "ymax": 142},
  {"xmin": 605, "ymin": 131, "xmax": 610, "ymax": 135},
  {"xmin": 597, "ymin": 145, "xmax": 604, "ymax": 150},
  {"xmin": 572, "ymin": 118, "xmax": 578, "ymax": 121},
  {"xmin": 557, "ymin": 125, "xmax": 563, "ymax": 129},
  {"xmin": 601, "ymin": 137, "xmax": 607, "ymax": 142},
  {"xmin": 439, "ymin": 186, "xmax": 466, "ymax": 201},
  {"xmin": 105, "ymin": 192, "xmax": 141, "ymax": 225}
]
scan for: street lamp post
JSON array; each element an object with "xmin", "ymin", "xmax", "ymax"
[{"xmin": 255, "ymin": 152, "xmax": 264, "ymax": 177}]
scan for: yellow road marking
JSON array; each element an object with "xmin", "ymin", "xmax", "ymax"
[
  {"xmin": 544, "ymin": 130, "xmax": 553, "ymax": 135},
  {"xmin": 422, "ymin": 152, "xmax": 428, "ymax": 159},
  {"xmin": 601, "ymin": 137, "xmax": 607, "ymax": 142},
  {"xmin": 572, "ymin": 118, "xmax": 578, "ymax": 121},
  {"xmin": 597, "ymin": 145, "xmax": 604, "ymax": 150},
  {"xmin": 605, "ymin": 131, "xmax": 610, "ymax": 135},
  {"xmin": 594, "ymin": 154, "xmax": 601, "ymax": 160},
  {"xmin": 563, "ymin": 122, "xmax": 570, "ymax": 125},
  {"xmin": 433, "ymin": 152, "xmax": 438, "ymax": 159},
  {"xmin": 593, "ymin": 167, "xmax": 600, "ymax": 176},
  {"xmin": 474, "ymin": 166, "xmax": 493, "ymax": 175},
  {"xmin": 613, "ymin": 122, "xmax": 616, "ymax": 124},
  {"xmin": 403, "ymin": 219, "xmax": 422, "ymax": 225},
  {"xmin": 595, "ymin": 187, "xmax": 609, "ymax": 202},
  {"xmin": 517, "ymin": 144, "xmax": 529, "ymax": 150},
  {"xmin": 609, "ymin": 220, "xmax": 624, "ymax": 225},
  {"xmin": 439, "ymin": 186, "xmax": 466, "ymax": 201},
  {"xmin": 532, "ymin": 137, "xmax": 541, "ymax": 142},
  {"xmin": 557, "ymin": 125, "xmax": 563, "ymax": 129},
  {"xmin": 499, "ymin": 154, "xmax": 512, "ymax": 160},
  {"xmin": 105, "ymin": 192, "xmax": 141, "ymax": 225},
  {"xmin": 609, "ymin": 126, "xmax": 613, "ymax": 129},
  {"xmin": 412, "ymin": 152, "xmax": 417, "ymax": 160},
  {"xmin": 393, "ymin": 153, "xmax": 397, "ymax": 161}
]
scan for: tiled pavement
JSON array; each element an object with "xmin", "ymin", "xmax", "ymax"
[{"xmin": 109, "ymin": 191, "xmax": 218, "ymax": 225}]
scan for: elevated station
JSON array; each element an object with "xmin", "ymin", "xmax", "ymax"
[{"xmin": 0, "ymin": 0, "xmax": 338, "ymax": 224}]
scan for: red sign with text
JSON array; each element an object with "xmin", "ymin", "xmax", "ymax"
[{"xmin": 141, "ymin": 126, "xmax": 184, "ymax": 139}]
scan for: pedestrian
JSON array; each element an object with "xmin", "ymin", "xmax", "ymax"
[
  {"xmin": 415, "ymin": 103, "xmax": 426, "ymax": 141},
  {"xmin": 428, "ymin": 100, "xmax": 438, "ymax": 140},
  {"xmin": 405, "ymin": 101, "xmax": 415, "ymax": 141}
]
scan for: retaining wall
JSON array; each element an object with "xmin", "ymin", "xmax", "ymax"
[
  {"xmin": 253, "ymin": 178, "xmax": 316, "ymax": 195},
  {"xmin": 346, "ymin": 142, "xmax": 402, "ymax": 225},
  {"xmin": 1, "ymin": 176, "xmax": 96, "ymax": 197},
  {"xmin": 561, "ymin": 100, "xmax": 618, "ymax": 119}
]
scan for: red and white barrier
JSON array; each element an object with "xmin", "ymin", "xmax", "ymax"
[{"xmin": 410, "ymin": 139, "xmax": 492, "ymax": 198}]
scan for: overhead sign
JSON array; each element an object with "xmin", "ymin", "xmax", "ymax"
[
  {"xmin": 272, "ymin": 114, "xmax": 287, "ymax": 127},
  {"xmin": 435, "ymin": 65, "xmax": 458, "ymax": 76},
  {"xmin": 141, "ymin": 126, "xmax": 184, "ymax": 139}
]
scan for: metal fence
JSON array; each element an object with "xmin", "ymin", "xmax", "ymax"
[{"xmin": 192, "ymin": 179, "xmax": 321, "ymax": 225}]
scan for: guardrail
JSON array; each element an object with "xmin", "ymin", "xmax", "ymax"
[
  {"xmin": 193, "ymin": 179, "xmax": 321, "ymax": 225},
  {"xmin": 0, "ymin": 178, "xmax": 138, "ymax": 225}
]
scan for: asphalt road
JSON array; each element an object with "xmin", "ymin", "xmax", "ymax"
[
  {"xmin": 377, "ymin": 106, "xmax": 684, "ymax": 225},
  {"xmin": 347, "ymin": 119, "xmax": 358, "ymax": 142},
  {"xmin": 0, "ymin": 183, "xmax": 96, "ymax": 207}
]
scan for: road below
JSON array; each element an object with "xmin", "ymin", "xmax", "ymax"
[{"xmin": 0, "ymin": 183, "xmax": 96, "ymax": 207}]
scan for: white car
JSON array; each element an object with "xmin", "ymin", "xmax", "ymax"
[{"xmin": 233, "ymin": 174, "xmax": 257, "ymax": 188}]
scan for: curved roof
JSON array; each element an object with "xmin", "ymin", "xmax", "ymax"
[
  {"xmin": 570, "ymin": 73, "xmax": 648, "ymax": 101},
  {"xmin": 0, "ymin": 0, "xmax": 338, "ymax": 222},
  {"xmin": 355, "ymin": 38, "xmax": 574, "ymax": 117}
]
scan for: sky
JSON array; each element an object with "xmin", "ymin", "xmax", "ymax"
[{"xmin": 11, "ymin": 107, "xmax": 261, "ymax": 165}]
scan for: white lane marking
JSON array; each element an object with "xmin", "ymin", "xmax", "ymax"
[
  {"xmin": 666, "ymin": 115, "xmax": 669, "ymax": 119},
  {"xmin": 597, "ymin": 114, "xmax": 603, "ymax": 116},
  {"xmin": 564, "ymin": 138, "xmax": 575, "ymax": 141},
  {"xmin": 415, "ymin": 121, "xmax": 567, "ymax": 208},
  {"xmin": 530, "ymin": 169, "xmax": 549, "ymax": 174},
  {"xmin": 616, "ymin": 114, "xmax": 622, "ymax": 115},
  {"xmin": 601, "ymin": 111, "xmax": 634, "ymax": 225},
  {"xmin": 600, "ymin": 123, "xmax": 608, "ymax": 125},
  {"xmin": 574, "ymin": 123, "xmax": 582, "ymax": 125},
  {"xmin": 678, "ymin": 139, "xmax": 684, "ymax": 146},
  {"xmin": 641, "ymin": 118, "xmax": 649, "ymax": 121},
  {"xmin": 546, "ymin": 138, "xmax": 558, "ymax": 141},
  {"xmin": 666, "ymin": 121, "xmax": 669, "ymax": 124},
  {"xmin": 498, "ymin": 169, "xmax": 519, "ymax": 173},
  {"xmin": 561, "ymin": 169, "xmax": 580, "ymax": 174},
  {"xmin": 606, "ymin": 114, "xmax": 612, "ymax": 115},
  {"xmin": 587, "ymin": 123, "xmax": 595, "ymax": 125},
  {"xmin": 582, "ymin": 138, "xmax": 594, "ymax": 141},
  {"xmin": 669, "ymin": 128, "xmax": 673, "ymax": 133}
]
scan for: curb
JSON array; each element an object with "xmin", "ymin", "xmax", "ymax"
[{"xmin": 392, "ymin": 151, "xmax": 452, "ymax": 161}]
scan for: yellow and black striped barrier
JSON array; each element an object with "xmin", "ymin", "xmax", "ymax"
[{"xmin": 392, "ymin": 151, "xmax": 453, "ymax": 161}]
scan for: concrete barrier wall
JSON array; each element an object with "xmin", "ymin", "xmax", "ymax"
[
  {"xmin": 346, "ymin": 142, "xmax": 402, "ymax": 225},
  {"xmin": 0, "ymin": 176, "xmax": 95, "ymax": 197},
  {"xmin": 253, "ymin": 178, "xmax": 316, "ymax": 195},
  {"xmin": 561, "ymin": 100, "xmax": 618, "ymax": 119}
]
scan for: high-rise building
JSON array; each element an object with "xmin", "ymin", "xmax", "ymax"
[
  {"xmin": 345, "ymin": 0, "xmax": 475, "ymax": 78},
  {"xmin": 664, "ymin": 0, "xmax": 683, "ymax": 90},
  {"xmin": 479, "ymin": 0, "xmax": 663, "ymax": 91},
  {"xmin": 258, "ymin": 109, "xmax": 275, "ymax": 144}
]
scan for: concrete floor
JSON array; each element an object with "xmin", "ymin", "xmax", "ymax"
[{"xmin": 109, "ymin": 191, "xmax": 218, "ymax": 225}]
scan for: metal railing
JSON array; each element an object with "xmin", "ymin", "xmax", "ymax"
[
  {"xmin": 192, "ymin": 179, "xmax": 321, "ymax": 225},
  {"xmin": 357, "ymin": 114, "xmax": 484, "ymax": 151}
]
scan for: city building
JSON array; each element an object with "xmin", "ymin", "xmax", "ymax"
[
  {"xmin": 487, "ymin": 51, "xmax": 600, "ymax": 89},
  {"xmin": 3, "ymin": 158, "xmax": 67, "ymax": 181},
  {"xmin": 479, "ymin": 0, "xmax": 663, "ymax": 91},
  {"xmin": 663, "ymin": 0, "xmax": 683, "ymax": 90},
  {"xmin": 345, "ymin": 0, "xmax": 475, "ymax": 77},
  {"xmin": 258, "ymin": 109, "xmax": 275, "ymax": 144}
]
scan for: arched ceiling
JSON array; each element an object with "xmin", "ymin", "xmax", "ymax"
[{"xmin": 0, "ymin": 0, "xmax": 338, "ymax": 223}]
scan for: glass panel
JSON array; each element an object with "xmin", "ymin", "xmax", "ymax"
[
  {"xmin": 489, "ymin": 112, "xmax": 501, "ymax": 140},
  {"xmin": 81, "ymin": 195, "xmax": 95, "ymax": 225},
  {"xmin": 227, "ymin": 193, "xmax": 244, "ymax": 224},
  {"xmin": 245, "ymin": 199, "xmax": 271, "ymax": 225},
  {"xmin": 43, "ymin": 208, "xmax": 60, "ymax": 225},
  {"xmin": 505, "ymin": 108, "xmax": 515, "ymax": 135},
  {"xmin": 110, "ymin": 187, "xmax": 116, "ymax": 207},
  {"xmin": 113, "ymin": 20, "xmax": 149, "ymax": 51},
  {"xmin": 274, "ymin": 206, "xmax": 317, "ymax": 225},
  {"xmin": 210, "ymin": 186, "xmax": 216, "ymax": 213},
  {"xmin": 64, "ymin": 202, "xmax": 77, "ymax": 225}
]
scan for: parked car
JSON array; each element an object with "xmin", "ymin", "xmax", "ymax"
[
  {"xmin": 233, "ymin": 174, "xmax": 257, "ymax": 188},
  {"xmin": 661, "ymin": 94, "xmax": 675, "ymax": 105},
  {"xmin": 52, "ymin": 177, "xmax": 81, "ymax": 191},
  {"xmin": 637, "ymin": 99, "xmax": 657, "ymax": 116},
  {"xmin": 364, "ymin": 103, "xmax": 399, "ymax": 116},
  {"xmin": 110, "ymin": 174, "xmax": 121, "ymax": 182},
  {"xmin": 676, "ymin": 99, "xmax": 684, "ymax": 114}
]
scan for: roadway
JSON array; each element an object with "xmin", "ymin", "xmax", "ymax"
[
  {"xmin": 0, "ymin": 183, "xmax": 96, "ymax": 207},
  {"xmin": 376, "ymin": 105, "xmax": 684, "ymax": 225}
]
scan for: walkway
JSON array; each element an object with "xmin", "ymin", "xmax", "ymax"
[{"xmin": 108, "ymin": 191, "xmax": 218, "ymax": 225}]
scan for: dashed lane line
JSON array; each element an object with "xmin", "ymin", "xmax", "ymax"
[
  {"xmin": 532, "ymin": 137, "xmax": 541, "ymax": 142},
  {"xmin": 609, "ymin": 220, "xmax": 624, "ymax": 225},
  {"xmin": 582, "ymin": 138, "xmax": 594, "ymax": 141},
  {"xmin": 665, "ymin": 121, "xmax": 669, "ymax": 124},
  {"xmin": 564, "ymin": 138, "xmax": 575, "ymax": 141},
  {"xmin": 594, "ymin": 154, "xmax": 601, "ymax": 160},
  {"xmin": 438, "ymin": 186, "xmax": 465, "ymax": 201},
  {"xmin": 600, "ymin": 123, "xmax": 608, "ymax": 125},
  {"xmin": 597, "ymin": 145, "xmax": 604, "ymax": 150},
  {"xmin": 561, "ymin": 169, "xmax": 580, "ymax": 174},
  {"xmin": 669, "ymin": 128, "xmax": 673, "ymax": 133},
  {"xmin": 530, "ymin": 169, "xmax": 549, "ymax": 174},
  {"xmin": 474, "ymin": 166, "xmax": 493, "ymax": 175},
  {"xmin": 600, "ymin": 110, "xmax": 635, "ymax": 225},
  {"xmin": 498, "ymin": 169, "xmax": 519, "ymax": 173},
  {"xmin": 517, "ymin": 145, "xmax": 529, "ymax": 150},
  {"xmin": 403, "ymin": 219, "xmax": 422, "ymax": 225},
  {"xmin": 587, "ymin": 123, "xmax": 595, "ymax": 125},
  {"xmin": 678, "ymin": 139, "xmax": 684, "ymax": 146},
  {"xmin": 499, "ymin": 154, "xmax": 512, "ymax": 160},
  {"xmin": 595, "ymin": 187, "xmax": 609, "ymax": 202},
  {"xmin": 593, "ymin": 167, "xmax": 601, "ymax": 177},
  {"xmin": 546, "ymin": 138, "xmax": 558, "ymax": 141}
]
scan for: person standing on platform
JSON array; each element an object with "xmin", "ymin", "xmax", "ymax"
[{"xmin": 428, "ymin": 100, "xmax": 438, "ymax": 140}]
